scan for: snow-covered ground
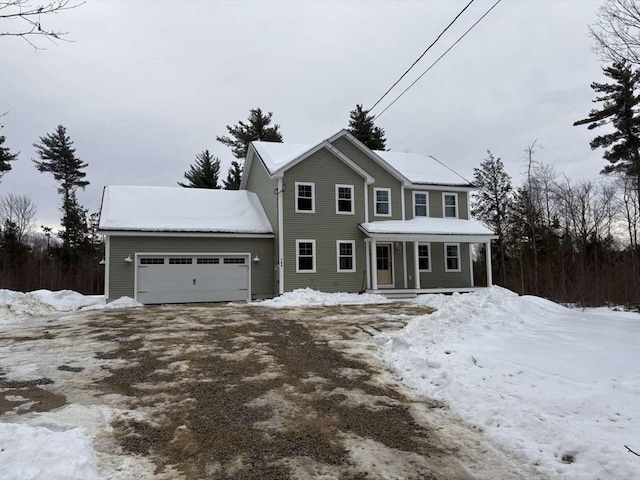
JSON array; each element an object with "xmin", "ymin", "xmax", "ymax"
[
  {"xmin": 255, "ymin": 287, "xmax": 390, "ymax": 307},
  {"xmin": 382, "ymin": 287, "xmax": 640, "ymax": 480}
]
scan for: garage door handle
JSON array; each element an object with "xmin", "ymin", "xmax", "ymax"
[{"xmin": 193, "ymin": 279, "xmax": 196, "ymax": 285}]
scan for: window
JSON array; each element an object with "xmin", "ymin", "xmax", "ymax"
[
  {"xmin": 418, "ymin": 243, "xmax": 431, "ymax": 271},
  {"xmin": 374, "ymin": 188, "xmax": 391, "ymax": 216},
  {"xmin": 336, "ymin": 184, "xmax": 354, "ymax": 214},
  {"xmin": 413, "ymin": 192, "xmax": 429, "ymax": 217},
  {"xmin": 336, "ymin": 241, "xmax": 356, "ymax": 272},
  {"xmin": 443, "ymin": 193, "xmax": 458, "ymax": 218},
  {"xmin": 296, "ymin": 240, "xmax": 316, "ymax": 273},
  {"xmin": 169, "ymin": 258, "xmax": 192, "ymax": 265},
  {"xmin": 197, "ymin": 258, "xmax": 219, "ymax": 264},
  {"xmin": 223, "ymin": 257, "xmax": 245, "ymax": 264},
  {"xmin": 295, "ymin": 182, "xmax": 315, "ymax": 213},
  {"xmin": 444, "ymin": 243, "xmax": 461, "ymax": 272},
  {"xmin": 140, "ymin": 258, "xmax": 164, "ymax": 265}
]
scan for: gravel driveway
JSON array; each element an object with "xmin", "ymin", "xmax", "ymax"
[{"xmin": 0, "ymin": 302, "xmax": 538, "ymax": 479}]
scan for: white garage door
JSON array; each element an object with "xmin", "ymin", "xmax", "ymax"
[{"xmin": 136, "ymin": 254, "xmax": 250, "ymax": 304}]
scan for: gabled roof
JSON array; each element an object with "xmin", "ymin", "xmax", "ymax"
[
  {"xmin": 98, "ymin": 186, "xmax": 273, "ymax": 234},
  {"xmin": 374, "ymin": 151, "xmax": 472, "ymax": 187}
]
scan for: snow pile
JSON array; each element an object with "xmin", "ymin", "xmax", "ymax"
[
  {"xmin": 81, "ymin": 296, "xmax": 143, "ymax": 311},
  {"xmin": 256, "ymin": 288, "xmax": 390, "ymax": 307},
  {"xmin": 0, "ymin": 423, "xmax": 100, "ymax": 480},
  {"xmin": 382, "ymin": 287, "xmax": 640, "ymax": 480}
]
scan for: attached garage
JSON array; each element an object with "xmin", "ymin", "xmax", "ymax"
[{"xmin": 99, "ymin": 186, "xmax": 275, "ymax": 304}]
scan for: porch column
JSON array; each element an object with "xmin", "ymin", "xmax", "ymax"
[
  {"xmin": 371, "ymin": 239, "xmax": 378, "ymax": 290},
  {"xmin": 413, "ymin": 241, "xmax": 421, "ymax": 290},
  {"xmin": 485, "ymin": 241, "xmax": 493, "ymax": 287},
  {"xmin": 365, "ymin": 240, "xmax": 371, "ymax": 290}
]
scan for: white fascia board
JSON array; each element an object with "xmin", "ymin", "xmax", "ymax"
[
  {"xmin": 357, "ymin": 227, "xmax": 498, "ymax": 243},
  {"xmin": 239, "ymin": 147, "xmax": 255, "ymax": 190},
  {"xmin": 405, "ymin": 184, "xmax": 475, "ymax": 192},
  {"xmin": 99, "ymin": 230, "xmax": 274, "ymax": 238}
]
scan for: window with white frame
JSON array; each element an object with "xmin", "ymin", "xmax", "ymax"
[
  {"xmin": 374, "ymin": 188, "xmax": 391, "ymax": 216},
  {"xmin": 295, "ymin": 182, "xmax": 315, "ymax": 213},
  {"xmin": 443, "ymin": 193, "xmax": 458, "ymax": 218},
  {"xmin": 296, "ymin": 240, "xmax": 316, "ymax": 272},
  {"xmin": 444, "ymin": 243, "xmax": 461, "ymax": 272},
  {"xmin": 413, "ymin": 192, "xmax": 429, "ymax": 217},
  {"xmin": 418, "ymin": 243, "xmax": 431, "ymax": 271},
  {"xmin": 335, "ymin": 184, "xmax": 354, "ymax": 214},
  {"xmin": 336, "ymin": 240, "xmax": 356, "ymax": 272}
]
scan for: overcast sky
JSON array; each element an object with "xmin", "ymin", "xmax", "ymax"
[{"xmin": 0, "ymin": 0, "xmax": 608, "ymax": 230}]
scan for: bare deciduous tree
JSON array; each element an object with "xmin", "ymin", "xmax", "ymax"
[
  {"xmin": 0, "ymin": 193, "xmax": 37, "ymax": 242},
  {"xmin": 589, "ymin": 0, "xmax": 640, "ymax": 66},
  {"xmin": 0, "ymin": 0, "xmax": 84, "ymax": 49}
]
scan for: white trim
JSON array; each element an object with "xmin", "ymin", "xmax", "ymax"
[
  {"xmin": 444, "ymin": 243, "xmax": 462, "ymax": 272},
  {"xmin": 375, "ymin": 242, "xmax": 395, "ymax": 288},
  {"xmin": 238, "ymin": 146, "xmax": 255, "ymax": 190},
  {"xmin": 469, "ymin": 243, "xmax": 475, "ymax": 287},
  {"xmin": 413, "ymin": 241, "xmax": 421, "ymax": 289},
  {"xmin": 296, "ymin": 239, "xmax": 316, "ymax": 273},
  {"xmin": 402, "ymin": 241, "xmax": 407, "ymax": 288},
  {"xmin": 104, "ymin": 235, "xmax": 110, "ymax": 300},
  {"xmin": 417, "ymin": 242, "xmax": 432, "ymax": 272},
  {"xmin": 99, "ymin": 231, "xmax": 274, "ymax": 238},
  {"xmin": 278, "ymin": 177, "xmax": 284, "ymax": 294},
  {"xmin": 365, "ymin": 239, "xmax": 371, "ymax": 289},
  {"xmin": 373, "ymin": 188, "xmax": 392, "ymax": 217},
  {"xmin": 442, "ymin": 192, "xmax": 459, "ymax": 219},
  {"xmin": 363, "ymin": 179, "xmax": 369, "ymax": 223},
  {"xmin": 485, "ymin": 241, "xmax": 493, "ymax": 287},
  {"xmin": 133, "ymin": 252, "xmax": 252, "ymax": 303},
  {"xmin": 412, "ymin": 191, "xmax": 430, "ymax": 218},
  {"xmin": 335, "ymin": 184, "xmax": 355, "ymax": 215},
  {"xmin": 295, "ymin": 182, "xmax": 315, "ymax": 213},
  {"xmin": 401, "ymin": 185, "xmax": 406, "ymax": 221},
  {"xmin": 371, "ymin": 239, "xmax": 378, "ymax": 290},
  {"xmin": 336, "ymin": 240, "xmax": 356, "ymax": 273},
  {"xmin": 405, "ymin": 184, "xmax": 474, "ymax": 193}
]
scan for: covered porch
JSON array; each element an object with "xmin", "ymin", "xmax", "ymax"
[{"xmin": 359, "ymin": 218, "xmax": 498, "ymax": 297}]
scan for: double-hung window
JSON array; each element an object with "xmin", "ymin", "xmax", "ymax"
[
  {"xmin": 444, "ymin": 243, "xmax": 461, "ymax": 272},
  {"xmin": 296, "ymin": 182, "xmax": 315, "ymax": 213},
  {"xmin": 296, "ymin": 240, "xmax": 316, "ymax": 273},
  {"xmin": 336, "ymin": 184, "xmax": 354, "ymax": 214},
  {"xmin": 374, "ymin": 188, "xmax": 391, "ymax": 216},
  {"xmin": 418, "ymin": 243, "xmax": 431, "ymax": 271},
  {"xmin": 413, "ymin": 192, "xmax": 429, "ymax": 217},
  {"xmin": 443, "ymin": 192, "xmax": 458, "ymax": 218},
  {"xmin": 336, "ymin": 240, "xmax": 356, "ymax": 272}
]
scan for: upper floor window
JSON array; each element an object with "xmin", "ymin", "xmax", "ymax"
[
  {"xmin": 413, "ymin": 192, "xmax": 429, "ymax": 217},
  {"xmin": 336, "ymin": 184, "xmax": 354, "ymax": 214},
  {"xmin": 444, "ymin": 243, "xmax": 461, "ymax": 272},
  {"xmin": 418, "ymin": 243, "xmax": 431, "ymax": 271},
  {"xmin": 374, "ymin": 188, "xmax": 391, "ymax": 216},
  {"xmin": 295, "ymin": 182, "xmax": 315, "ymax": 213},
  {"xmin": 443, "ymin": 192, "xmax": 458, "ymax": 218},
  {"xmin": 296, "ymin": 239, "xmax": 316, "ymax": 273},
  {"xmin": 336, "ymin": 240, "xmax": 356, "ymax": 272}
]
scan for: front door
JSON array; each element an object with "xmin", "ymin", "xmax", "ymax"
[{"xmin": 376, "ymin": 244, "xmax": 393, "ymax": 286}]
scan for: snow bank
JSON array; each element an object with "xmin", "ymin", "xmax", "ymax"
[
  {"xmin": 255, "ymin": 288, "xmax": 390, "ymax": 307},
  {"xmin": 383, "ymin": 287, "xmax": 640, "ymax": 480},
  {"xmin": 0, "ymin": 423, "xmax": 100, "ymax": 480}
]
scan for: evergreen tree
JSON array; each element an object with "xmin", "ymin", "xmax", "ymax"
[
  {"xmin": 217, "ymin": 107, "xmax": 283, "ymax": 160},
  {"xmin": 178, "ymin": 150, "xmax": 221, "ymax": 188},
  {"xmin": 223, "ymin": 160, "xmax": 243, "ymax": 190},
  {"xmin": 573, "ymin": 62, "xmax": 640, "ymax": 207},
  {"xmin": 472, "ymin": 150, "xmax": 512, "ymax": 284},
  {"xmin": 0, "ymin": 134, "xmax": 18, "ymax": 180},
  {"xmin": 347, "ymin": 104, "xmax": 387, "ymax": 150},
  {"xmin": 33, "ymin": 125, "xmax": 90, "ymax": 248}
]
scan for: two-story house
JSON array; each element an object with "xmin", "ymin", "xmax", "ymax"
[{"xmin": 98, "ymin": 130, "xmax": 496, "ymax": 304}]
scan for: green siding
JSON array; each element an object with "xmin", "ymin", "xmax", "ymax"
[
  {"xmin": 282, "ymin": 148, "xmax": 367, "ymax": 292},
  {"xmin": 107, "ymin": 236, "xmax": 274, "ymax": 301},
  {"xmin": 330, "ymin": 137, "xmax": 403, "ymax": 221},
  {"xmin": 404, "ymin": 188, "xmax": 469, "ymax": 219},
  {"xmin": 405, "ymin": 242, "xmax": 472, "ymax": 289}
]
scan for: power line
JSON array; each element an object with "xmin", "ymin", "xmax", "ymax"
[
  {"xmin": 374, "ymin": 0, "xmax": 502, "ymax": 121},
  {"xmin": 369, "ymin": 0, "xmax": 475, "ymax": 113}
]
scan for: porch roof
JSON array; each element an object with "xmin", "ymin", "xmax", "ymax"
[{"xmin": 359, "ymin": 217, "xmax": 497, "ymax": 243}]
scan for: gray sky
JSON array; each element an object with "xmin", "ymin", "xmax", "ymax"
[{"xmin": 0, "ymin": 0, "xmax": 607, "ymax": 230}]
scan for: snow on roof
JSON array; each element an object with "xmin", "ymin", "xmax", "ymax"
[
  {"xmin": 360, "ymin": 217, "xmax": 495, "ymax": 236},
  {"xmin": 99, "ymin": 186, "xmax": 273, "ymax": 234},
  {"xmin": 252, "ymin": 141, "xmax": 313, "ymax": 174},
  {"xmin": 373, "ymin": 150, "xmax": 471, "ymax": 186}
]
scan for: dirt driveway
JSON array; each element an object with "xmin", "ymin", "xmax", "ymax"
[{"xmin": 0, "ymin": 302, "xmax": 537, "ymax": 479}]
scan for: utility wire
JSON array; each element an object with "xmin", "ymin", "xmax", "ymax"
[
  {"xmin": 374, "ymin": 0, "xmax": 502, "ymax": 121},
  {"xmin": 369, "ymin": 0, "xmax": 475, "ymax": 113}
]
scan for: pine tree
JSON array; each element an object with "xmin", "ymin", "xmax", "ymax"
[
  {"xmin": 0, "ymin": 134, "xmax": 18, "ymax": 180},
  {"xmin": 574, "ymin": 61, "xmax": 640, "ymax": 209},
  {"xmin": 472, "ymin": 150, "xmax": 513, "ymax": 285},
  {"xmin": 223, "ymin": 160, "xmax": 243, "ymax": 190},
  {"xmin": 347, "ymin": 104, "xmax": 387, "ymax": 150},
  {"xmin": 178, "ymin": 150, "xmax": 221, "ymax": 188},
  {"xmin": 33, "ymin": 125, "xmax": 89, "ymax": 248},
  {"xmin": 217, "ymin": 107, "xmax": 283, "ymax": 160}
]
